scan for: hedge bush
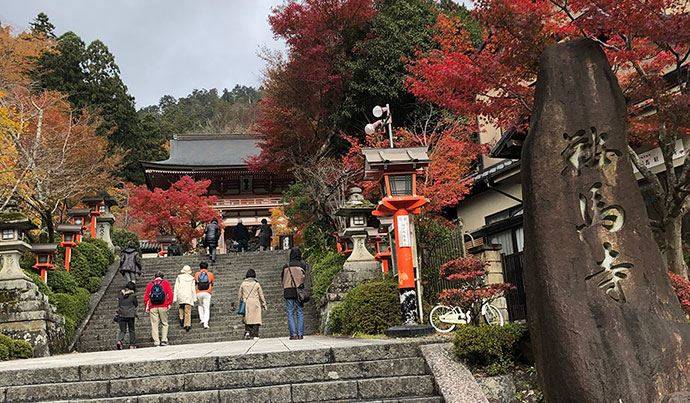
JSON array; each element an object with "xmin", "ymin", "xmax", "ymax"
[
  {"xmin": 47, "ymin": 269, "xmax": 78, "ymax": 294},
  {"xmin": 453, "ymin": 323, "xmax": 528, "ymax": 375},
  {"xmin": 327, "ymin": 278, "xmax": 401, "ymax": 335},
  {"xmin": 70, "ymin": 239, "xmax": 113, "ymax": 288},
  {"xmin": 86, "ymin": 276, "xmax": 102, "ymax": 293},
  {"xmin": 0, "ymin": 334, "xmax": 33, "ymax": 360},
  {"xmin": 112, "ymin": 228, "xmax": 140, "ymax": 251},
  {"xmin": 309, "ymin": 250, "xmax": 346, "ymax": 301}
]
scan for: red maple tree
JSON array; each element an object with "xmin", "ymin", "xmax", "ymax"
[
  {"xmin": 250, "ymin": 0, "xmax": 376, "ymax": 171},
  {"xmin": 128, "ymin": 176, "xmax": 220, "ymax": 246},
  {"xmin": 406, "ymin": 0, "xmax": 690, "ymax": 277},
  {"xmin": 438, "ymin": 256, "xmax": 514, "ymax": 324},
  {"xmin": 342, "ymin": 121, "xmax": 486, "ymax": 212}
]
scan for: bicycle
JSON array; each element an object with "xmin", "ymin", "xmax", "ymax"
[{"xmin": 429, "ymin": 300, "xmax": 505, "ymax": 333}]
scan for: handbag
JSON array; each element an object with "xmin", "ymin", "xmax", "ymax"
[
  {"xmin": 113, "ymin": 314, "xmax": 121, "ymax": 323},
  {"xmin": 288, "ymin": 267, "xmax": 311, "ymax": 303},
  {"xmin": 237, "ymin": 283, "xmax": 257, "ymax": 316}
]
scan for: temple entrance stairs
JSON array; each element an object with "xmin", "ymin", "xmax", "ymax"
[
  {"xmin": 0, "ymin": 339, "xmax": 442, "ymax": 402},
  {"xmin": 76, "ymin": 251, "xmax": 319, "ymax": 352}
]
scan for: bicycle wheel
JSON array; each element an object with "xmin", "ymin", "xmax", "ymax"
[
  {"xmin": 429, "ymin": 305, "xmax": 456, "ymax": 333},
  {"xmin": 483, "ymin": 304, "xmax": 505, "ymax": 326}
]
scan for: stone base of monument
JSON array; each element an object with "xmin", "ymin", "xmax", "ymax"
[
  {"xmin": 0, "ymin": 278, "xmax": 66, "ymax": 357},
  {"xmin": 385, "ymin": 324, "xmax": 434, "ymax": 338}
]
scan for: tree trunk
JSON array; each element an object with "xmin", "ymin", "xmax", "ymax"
[
  {"xmin": 44, "ymin": 211, "xmax": 55, "ymax": 243},
  {"xmin": 663, "ymin": 217, "xmax": 688, "ymax": 279}
]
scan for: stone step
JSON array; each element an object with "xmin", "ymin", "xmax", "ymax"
[
  {"xmin": 8, "ymin": 358, "xmax": 427, "ymax": 402},
  {"xmin": 12, "ymin": 375, "xmax": 436, "ymax": 403},
  {"xmin": 0, "ymin": 339, "xmax": 443, "ymax": 403}
]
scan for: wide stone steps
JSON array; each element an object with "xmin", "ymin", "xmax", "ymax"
[
  {"xmin": 76, "ymin": 251, "xmax": 319, "ymax": 352},
  {"xmin": 0, "ymin": 340, "xmax": 443, "ymax": 402}
]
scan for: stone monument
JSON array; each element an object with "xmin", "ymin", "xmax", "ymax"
[
  {"xmin": 0, "ymin": 201, "xmax": 65, "ymax": 356},
  {"xmin": 322, "ymin": 187, "xmax": 380, "ymax": 331},
  {"xmin": 522, "ymin": 38, "xmax": 690, "ymax": 401}
]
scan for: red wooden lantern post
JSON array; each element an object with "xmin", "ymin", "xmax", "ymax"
[
  {"xmin": 363, "ymin": 147, "xmax": 431, "ymax": 326},
  {"xmin": 67, "ymin": 208, "xmax": 90, "ymax": 244},
  {"xmin": 57, "ymin": 224, "xmax": 82, "ymax": 272},
  {"xmin": 374, "ymin": 234, "xmax": 392, "ymax": 275},
  {"xmin": 82, "ymin": 198, "xmax": 104, "ymax": 239},
  {"xmin": 31, "ymin": 244, "xmax": 58, "ymax": 283}
]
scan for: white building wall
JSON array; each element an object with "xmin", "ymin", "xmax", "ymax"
[{"xmin": 456, "ymin": 181, "xmax": 523, "ymax": 233}]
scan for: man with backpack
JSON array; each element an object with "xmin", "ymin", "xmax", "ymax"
[
  {"xmin": 143, "ymin": 271, "xmax": 173, "ymax": 346},
  {"xmin": 194, "ymin": 261, "xmax": 215, "ymax": 329}
]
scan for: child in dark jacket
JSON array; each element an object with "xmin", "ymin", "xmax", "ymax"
[{"xmin": 116, "ymin": 281, "xmax": 138, "ymax": 349}]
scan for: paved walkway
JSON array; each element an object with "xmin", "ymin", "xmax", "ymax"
[{"xmin": 0, "ymin": 336, "xmax": 399, "ymax": 372}]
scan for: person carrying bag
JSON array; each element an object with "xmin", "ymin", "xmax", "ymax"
[{"xmin": 237, "ymin": 269, "xmax": 267, "ymax": 339}]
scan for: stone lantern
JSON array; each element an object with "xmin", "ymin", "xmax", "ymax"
[
  {"xmin": 57, "ymin": 224, "xmax": 82, "ymax": 272},
  {"xmin": 362, "ymin": 146, "xmax": 431, "ymax": 331},
  {"xmin": 67, "ymin": 208, "xmax": 90, "ymax": 243},
  {"xmin": 31, "ymin": 244, "xmax": 58, "ymax": 283},
  {"xmin": 335, "ymin": 187, "xmax": 377, "ymax": 265},
  {"xmin": 97, "ymin": 195, "xmax": 117, "ymax": 250},
  {"xmin": 322, "ymin": 187, "xmax": 380, "ymax": 332},
  {"xmin": 0, "ymin": 201, "xmax": 64, "ymax": 357},
  {"xmin": 0, "ymin": 202, "xmax": 36, "ymax": 281}
]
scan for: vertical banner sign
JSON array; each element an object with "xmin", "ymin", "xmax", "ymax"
[{"xmin": 397, "ymin": 215, "xmax": 411, "ymax": 247}]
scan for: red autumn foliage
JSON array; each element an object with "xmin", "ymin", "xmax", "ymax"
[
  {"xmin": 438, "ymin": 256, "xmax": 514, "ymax": 309},
  {"xmin": 250, "ymin": 0, "xmax": 376, "ymax": 171},
  {"xmin": 406, "ymin": 0, "xmax": 690, "ymax": 142},
  {"xmin": 342, "ymin": 122, "xmax": 486, "ymax": 211},
  {"xmin": 129, "ymin": 176, "xmax": 220, "ymax": 246},
  {"xmin": 669, "ymin": 272, "xmax": 690, "ymax": 315}
]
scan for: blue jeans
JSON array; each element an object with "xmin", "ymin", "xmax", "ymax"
[{"xmin": 284, "ymin": 298, "xmax": 304, "ymax": 336}]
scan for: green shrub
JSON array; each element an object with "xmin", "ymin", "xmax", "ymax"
[
  {"xmin": 47, "ymin": 269, "xmax": 78, "ymax": 294},
  {"xmin": 49, "ymin": 287, "xmax": 90, "ymax": 331},
  {"xmin": 0, "ymin": 343, "xmax": 8, "ymax": 361},
  {"xmin": 327, "ymin": 278, "xmax": 400, "ymax": 335},
  {"xmin": 70, "ymin": 239, "xmax": 113, "ymax": 288},
  {"xmin": 19, "ymin": 251, "xmax": 35, "ymax": 272},
  {"xmin": 84, "ymin": 238, "xmax": 115, "ymax": 265},
  {"xmin": 112, "ymin": 228, "xmax": 140, "ymax": 251},
  {"xmin": 86, "ymin": 276, "xmax": 102, "ymax": 293},
  {"xmin": 453, "ymin": 323, "xmax": 527, "ymax": 375},
  {"xmin": 24, "ymin": 270, "xmax": 52, "ymax": 296},
  {"xmin": 0, "ymin": 334, "xmax": 33, "ymax": 360},
  {"xmin": 308, "ymin": 250, "xmax": 346, "ymax": 301}
]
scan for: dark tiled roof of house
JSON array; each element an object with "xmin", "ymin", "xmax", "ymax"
[{"xmin": 142, "ymin": 134, "xmax": 260, "ymax": 168}]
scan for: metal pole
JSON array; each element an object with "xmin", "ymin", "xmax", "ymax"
[{"xmin": 386, "ymin": 103, "xmax": 394, "ymax": 148}]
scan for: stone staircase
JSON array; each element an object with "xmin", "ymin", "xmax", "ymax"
[
  {"xmin": 0, "ymin": 340, "xmax": 443, "ymax": 402},
  {"xmin": 76, "ymin": 251, "xmax": 319, "ymax": 352}
]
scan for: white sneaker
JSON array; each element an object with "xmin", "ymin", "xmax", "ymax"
[
  {"xmin": 203, "ymin": 324, "xmax": 209, "ymax": 329},
  {"xmin": 253, "ymin": 337, "xmax": 260, "ymax": 340}
]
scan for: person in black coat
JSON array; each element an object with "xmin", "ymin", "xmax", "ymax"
[
  {"xmin": 258, "ymin": 219, "xmax": 273, "ymax": 251},
  {"xmin": 234, "ymin": 220, "xmax": 250, "ymax": 252},
  {"xmin": 203, "ymin": 219, "xmax": 221, "ymax": 263},
  {"xmin": 119, "ymin": 246, "xmax": 142, "ymax": 285},
  {"xmin": 116, "ymin": 281, "xmax": 138, "ymax": 349}
]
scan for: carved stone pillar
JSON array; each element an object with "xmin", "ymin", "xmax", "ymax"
[{"xmin": 522, "ymin": 38, "xmax": 689, "ymax": 401}]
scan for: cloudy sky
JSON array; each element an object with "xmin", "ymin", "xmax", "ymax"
[{"xmin": 0, "ymin": 0, "xmax": 285, "ymax": 108}]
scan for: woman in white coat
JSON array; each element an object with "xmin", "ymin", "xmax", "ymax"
[{"xmin": 173, "ymin": 265, "xmax": 197, "ymax": 331}]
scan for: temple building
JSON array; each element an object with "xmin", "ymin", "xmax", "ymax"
[{"xmin": 141, "ymin": 134, "xmax": 293, "ymax": 253}]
